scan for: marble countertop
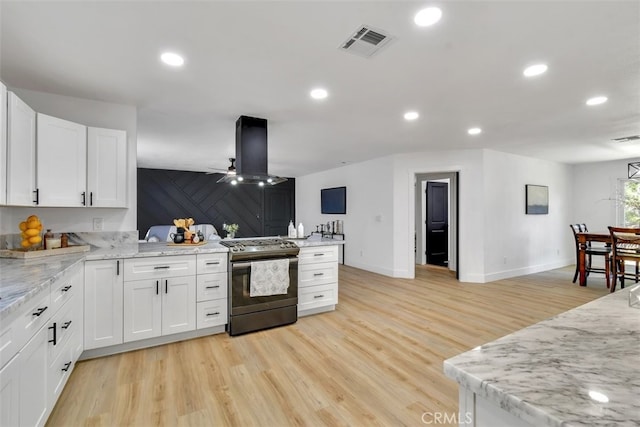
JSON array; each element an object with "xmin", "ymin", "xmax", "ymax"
[
  {"xmin": 0, "ymin": 254, "xmax": 85, "ymax": 320},
  {"xmin": 0, "ymin": 236, "xmax": 345, "ymax": 320},
  {"xmin": 444, "ymin": 286, "xmax": 640, "ymax": 427}
]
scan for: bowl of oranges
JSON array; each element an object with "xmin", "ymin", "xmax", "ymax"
[{"xmin": 19, "ymin": 214, "xmax": 43, "ymax": 250}]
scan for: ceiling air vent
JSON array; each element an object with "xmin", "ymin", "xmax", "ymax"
[
  {"xmin": 339, "ymin": 25, "xmax": 394, "ymax": 58},
  {"xmin": 612, "ymin": 135, "xmax": 640, "ymax": 143}
]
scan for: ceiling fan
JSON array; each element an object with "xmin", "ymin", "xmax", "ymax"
[{"xmin": 206, "ymin": 158, "xmax": 236, "ymax": 175}]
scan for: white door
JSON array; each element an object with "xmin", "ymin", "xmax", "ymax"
[
  {"xmin": 0, "ymin": 82, "xmax": 7, "ymax": 205},
  {"xmin": 36, "ymin": 113, "xmax": 87, "ymax": 207},
  {"xmin": 19, "ymin": 325, "xmax": 49, "ymax": 427},
  {"xmin": 84, "ymin": 260, "xmax": 124, "ymax": 350},
  {"xmin": 161, "ymin": 276, "xmax": 196, "ymax": 336},
  {"xmin": 87, "ymin": 127, "xmax": 127, "ymax": 207},
  {"xmin": 6, "ymin": 92, "xmax": 36, "ymax": 206},
  {"xmin": 0, "ymin": 353, "xmax": 20, "ymax": 427},
  {"xmin": 123, "ymin": 279, "xmax": 162, "ymax": 342}
]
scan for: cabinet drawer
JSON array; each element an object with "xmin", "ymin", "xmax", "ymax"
[
  {"xmin": 2, "ymin": 291, "xmax": 53, "ymax": 367},
  {"xmin": 299, "ymin": 263, "xmax": 338, "ymax": 287},
  {"xmin": 50, "ymin": 264, "xmax": 81, "ymax": 314},
  {"xmin": 124, "ymin": 255, "xmax": 196, "ymax": 281},
  {"xmin": 196, "ymin": 273, "xmax": 228, "ymax": 302},
  {"xmin": 196, "ymin": 300, "xmax": 228, "ymax": 329},
  {"xmin": 298, "ymin": 283, "xmax": 337, "ymax": 312},
  {"xmin": 196, "ymin": 253, "xmax": 227, "ymax": 274},
  {"xmin": 48, "ymin": 331, "xmax": 79, "ymax": 405},
  {"xmin": 298, "ymin": 246, "xmax": 339, "ymax": 264},
  {"xmin": 48, "ymin": 295, "xmax": 80, "ymax": 363}
]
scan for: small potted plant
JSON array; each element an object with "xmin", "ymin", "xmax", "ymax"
[{"xmin": 223, "ymin": 223, "xmax": 239, "ymax": 239}]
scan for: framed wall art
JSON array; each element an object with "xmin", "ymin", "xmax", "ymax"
[{"xmin": 525, "ymin": 184, "xmax": 548, "ymax": 214}]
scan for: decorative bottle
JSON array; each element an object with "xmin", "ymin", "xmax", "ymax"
[
  {"xmin": 288, "ymin": 220, "xmax": 296, "ymax": 238},
  {"xmin": 297, "ymin": 222, "xmax": 304, "ymax": 238},
  {"xmin": 44, "ymin": 229, "xmax": 54, "ymax": 249}
]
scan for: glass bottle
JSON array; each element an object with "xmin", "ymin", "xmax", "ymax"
[
  {"xmin": 44, "ymin": 229, "xmax": 54, "ymax": 250},
  {"xmin": 60, "ymin": 233, "xmax": 69, "ymax": 248}
]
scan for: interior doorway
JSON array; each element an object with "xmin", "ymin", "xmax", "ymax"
[{"xmin": 415, "ymin": 172, "xmax": 458, "ymax": 278}]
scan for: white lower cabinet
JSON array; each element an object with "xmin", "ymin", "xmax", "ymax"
[
  {"xmin": 123, "ymin": 256, "xmax": 197, "ymax": 343},
  {"xmin": 19, "ymin": 325, "xmax": 49, "ymax": 427},
  {"xmin": 84, "ymin": 259, "xmax": 124, "ymax": 350},
  {"xmin": 0, "ymin": 353, "xmax": 20, "ymax": 427},
  {"xmin": 195, "ymin": 253, "xmax": 228, "ymax": 329},
  {"xmin": 297, "ymin": 246, "xmax": 339, "ymax": 317}
]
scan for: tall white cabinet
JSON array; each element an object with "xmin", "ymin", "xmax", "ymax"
[
  {"xmin": 6, "ymin": 92, "xmax": 36, "ymax": 206},
  {"xmin": 0, "ymin": 82, "xmax": 6, "ymax": 205},
  {"xmin": 36, "ymin": 113, "xmax": 87, "ymax": 207},
  {"xmin": 87, "ymin": 127, "xmax": 127, "ymax": 207},
  {"xmin": 84, "ymin": 259, "xmax": 124, "ymax": 350}
]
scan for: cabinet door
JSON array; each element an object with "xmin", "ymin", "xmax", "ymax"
[
  {"xmin": 161, "ymin": 276, "xmax": 196, "ymax": 336},
  {"xmin": 0, "ymin": 82, "xmax": 6, "ymax": 205},
  {"xmin": 0, "ymin": 353, "xmax": 20, "ymax": 427},
  {"xmin": 87, "ymin": 127, "xmax": 127, "ymax": 207},
  {"xmin": 123, "ymin": 279, "xmax": 161, "ymax": 342},
  {"xmin": 84, "ymin": 260, "xmax": 124, "ymax": 350},
  {"xmin": 6, "ymin": 92, "xmax": 36, "ymax": 206},
  {"xmin": 19, "ymin": 325, "xmax": 49, "ymax": 427},
  {"xmin": 36, "ymin": 113, "xmax": 87, "ymax": 207}
]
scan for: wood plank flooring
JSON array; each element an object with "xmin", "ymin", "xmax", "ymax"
[{"xmin": 46, "ymin": 265, "xmax": 609, "ymax": 427}]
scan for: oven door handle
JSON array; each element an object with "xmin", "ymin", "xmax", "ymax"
[{"xmin": 231, "ymin": 258, "xmax": 298, "ymax": 269}]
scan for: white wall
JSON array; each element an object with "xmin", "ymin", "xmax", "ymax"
[
  {"xmin": 572, "ymin": 157, "xmax": 640, "ymax": 230},
  {"xmin": 296, "ymin": 156, "xmax": 395, "ymax": 276},
  {"xmin": 481, "ymin": 150, "xmax": 574, "ymax": 281},
  {"xmin": 0, "ymin": 88, "xmax": 137, "ymax": 234}
]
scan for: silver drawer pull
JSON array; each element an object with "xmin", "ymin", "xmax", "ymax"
[
  {"xmin": 313, "ymin": 295, "xmax": 325, "ymax": 299},
  {"xmin": 206, "ymin": 261, "xmax": 220, "ymax": 265},
  {"xmin": 154, "ymin": 266, "xmax": 170, "ymax": 270},
  {"xmin": 61, "ymin": 285, "xmax": 72, "ymax": 292},
  {"xmin": 205, "ymin": 285, "xmax": 220, "ymax": 289},
  {"xmin": 206, "ymin": 312, "xmax": 220, "ymax": 317},
  {"xmin": 313, "ymin": 253, "xmax": 325, "ymax": 257},
  {"xmin": 313, "ymin": 273, "xmax": 324, "ymax": 277}
]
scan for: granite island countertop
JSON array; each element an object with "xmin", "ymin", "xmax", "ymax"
[{"xmin": 444, "ymin": 286, "xmax": 640, "ymax": 427}]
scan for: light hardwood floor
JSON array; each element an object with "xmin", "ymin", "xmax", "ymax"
[{"xmin": 47, "ymin": 265, "xmax": 609, "ymax": 427}]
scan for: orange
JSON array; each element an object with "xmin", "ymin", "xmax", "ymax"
[
  {"xmin": 27, "ymin": 219, "xmax": 40, "ymax": 229},
  {"xmin": 27, "ymin": 215, "xmax": 39, "ymax": 222},
  {"xmin": 21, "ymin": 239, "xmax": 31, "ymax": 248},
  {"xmin": 28, "ymin": 235, "xmax": 42, "ymax": 244},
  {"xmin": 19, "ymin": 221, "xmax": 27, "ymax": 231},
  {"xmin": 24, "ymin": 228, "xmax": 40, "ymax": 237}
]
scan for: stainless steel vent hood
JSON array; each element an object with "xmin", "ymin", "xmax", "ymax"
[{"xmin": 217, "ymin": 116, "xmax": 287, "ymax": 185}]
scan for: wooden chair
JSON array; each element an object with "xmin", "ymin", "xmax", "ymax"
[
  {"xmin": 607, "ymin": 226, "xmax": 640, "ymax": 293},
  {"xmin": 570, "ymin": 224, "xmax": 611, "ymax": 288}
]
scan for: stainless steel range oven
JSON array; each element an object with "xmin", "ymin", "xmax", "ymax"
[{"xmin": 219, "ymin": 238, "xmax": 299, "ymax": 336}]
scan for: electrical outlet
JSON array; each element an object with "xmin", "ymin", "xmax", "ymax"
[{"xmin": 93, "ymin": 217, "xmax": 104, "ymax": 231}]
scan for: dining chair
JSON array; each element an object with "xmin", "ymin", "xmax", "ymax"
[
  {"xmin": 607, "ymin": 226, "xmax": 640, "ymax": 293},
  {"xmin": 570, "ymin": 223, "xmax": 611, "ymax": 288}
]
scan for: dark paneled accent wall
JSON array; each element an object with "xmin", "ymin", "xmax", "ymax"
[{"xmin": 137, "ymin": 168, "xmax": 295, "ymax": 239}]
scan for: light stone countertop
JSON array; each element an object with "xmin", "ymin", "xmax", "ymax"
[
  {"xmin": 444, "ymin": 286, "xmax": 640, "ymax": 427},
  {"xmin": 0, "ymin": 237, "xmax": 344, "ymax": 321}
]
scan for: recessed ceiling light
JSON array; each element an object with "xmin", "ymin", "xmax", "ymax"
[
  {"xmin": 160, "ymin": 52, "xmax": 184, "ymax": 67},
  {"xmin": 523, "ymin": 64, "xmax": 548, "ymax": 77},
  {"xmin": 404, "ymin": 111, "xmax": 419, "ymax": 121},
  {"xmin": 414, "ymin": 7, "xmax": 442, "ymax": 27},
  {"xmin": 468, "ymin": 127, "xmax": 482, "ymax": 135},
  {"xmin": 310, "ymin": 88, "xmax": 328, "ymax": 100},
  {"xmin": 586, "ymin": 96, "xmax": 608, "ymax": 106}
]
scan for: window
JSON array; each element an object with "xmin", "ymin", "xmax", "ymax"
[{"xmin": 620, "ymin": 179, "xmax": 640, "ymax": 226}]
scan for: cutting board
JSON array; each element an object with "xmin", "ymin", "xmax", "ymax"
[
  {"xmin": 0, "ymin": 245, "xmax": 90, "ymax": 259},
  {"xmin": 166, "ymin": 241, "xmax": 208, "ymax": 246}
]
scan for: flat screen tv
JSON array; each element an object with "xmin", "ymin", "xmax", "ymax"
[{"xmin": 321, "ymin": 186, "xmax": 346, "ymax": 214}]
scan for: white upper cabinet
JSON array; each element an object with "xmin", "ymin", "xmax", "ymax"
[
  {"xmin": 0, "ymin": 82, "xmax": 7, "ymax": 205},
  {"xmin": 6, "ymin": 92, "xmax": 36, "ymax": 206},
  {"xmin": 36, "ymin": 113, "xmax": 87, "ymax": 207},
  {"xmin": 87, "ymin": 127, "xmax": 127, "ymax": 207}
]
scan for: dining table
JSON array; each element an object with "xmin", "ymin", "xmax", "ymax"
[{"xmin": 576, "ymin": 231, "xmax": 611, "ymax": 287}]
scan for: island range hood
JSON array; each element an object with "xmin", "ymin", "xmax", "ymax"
[{"xmin": 217, "ymin": 116, "xmax": 287, "ymax": 185}]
